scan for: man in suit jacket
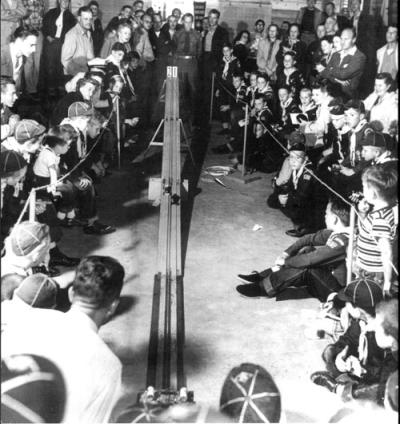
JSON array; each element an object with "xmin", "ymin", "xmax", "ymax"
[
  {"xmin": 201, "ymin": 8, "xmax": 229, "ymax": 115},
  {"xmin": 349, "ymin": 0, "xmax": 385, "ymax": 96},
  {"xmin": 0, "ymin": 0, "xmax": 27, "ymax": 47},
  {"xmin": 1, "ymin": 27, "xmax": 38, "ymax": 94},
  {"xmin": 40, "ymin": 0, "xmax": 76, "ymax": 96},
  {"xmin": 319, "ymin": 28, "xmax": 366, "ymax": 99}
]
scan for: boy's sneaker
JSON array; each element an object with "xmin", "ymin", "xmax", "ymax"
[
  {"xmin": 236, "ymin": 283, "xmax": 266, "ymax": 298},
  {"xmin": 310, "ymin": 371, "xmax": 337, "ymax": 393},
  {"xmin": 237, "ymin": 271, "xmax": 261, "ymax": 284}
]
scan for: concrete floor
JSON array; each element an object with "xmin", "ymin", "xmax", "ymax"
[{"xmin": 59, "ymin": 121, "xmax": 347, "ymax": 422}]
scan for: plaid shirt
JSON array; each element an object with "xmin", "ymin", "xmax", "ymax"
[{"xmin": 22, "ymin": 0, "xmax": 45, "ymax": 30}]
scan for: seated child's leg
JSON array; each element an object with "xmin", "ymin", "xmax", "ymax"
[
  {"xmin": 73, "ymin": 183, "xmax": 97, "ymax": 221},
  {"xmin": 261, "ymin": 266, "xmax": 308, "ymax": 298},
  {"xmin": 306, "ymin": 268, "xmax": 343, "ymax": 303}
]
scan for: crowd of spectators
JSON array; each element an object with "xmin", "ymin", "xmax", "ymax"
[{"xmin": 1, "ymin": 0, "xmax": 398, "ymax": 422}]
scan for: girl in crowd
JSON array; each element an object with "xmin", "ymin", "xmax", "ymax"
[{"xmin": 277, "ymin": 23, "xmax": 307, "ymax": 75}]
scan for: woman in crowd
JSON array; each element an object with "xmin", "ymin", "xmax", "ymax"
[
  {"xmin": 257, "ymin": 24, "xmax": 281, "ymax": 82},
  {"xmin": 363, "ymin": 73, "xmax": 398, "ymax": 133},
  {"xmin": 277, "ymin": 23, "xmax": 307, "ymax": 75},
  {"xmin": 233, "ymin": 30, "xmax": 250, "ymax": 72}
]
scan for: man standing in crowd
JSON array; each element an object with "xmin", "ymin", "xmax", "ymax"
[
  {"xmin": 40, "ymin": 0, "xmax": 76, "ymax": 98},
  {"xmin": 319, "ymin": 27, "xmax": 366, "ymax": 99},
  {"xmin": 61, "ymin": 6, "xmax": 94, "ymax": 80},
  {"xmin": 322, "ymin": 2, "xmax": 349, "ymax": 32},
  {"xmin": 201, "ymin": 8, "xmax": 229, "ymax": 115},
  {"xmin": 1, "ymin": 27, "xmax": 38, "ymax": 95},
  {"xmin": 88, "ymin": 0, "xmax": 103, "ymax": 57},
  {"xmin": 296, "ymin": 0, "xmax": 323, "ymax": 46},
  {"xmin": 0, "ymin": 0, "xmax": 27, "ymax": 48},
  {"xmin": 21, "ymin": 0, "xmax": 45, "ymax": 97},
  {"xmin": 349, "ymin": 0, "xmax": 385, "ymax": 97},
  {"xmin": 174, "ymin": 13, "xmax": 201, "ymax": 123},
  {"xmin": 377, "ymin": 25, "xmax": 398, "ymax": 80}
]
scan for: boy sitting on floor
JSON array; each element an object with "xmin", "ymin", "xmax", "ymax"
[
  {"xmin": 1, "ymin": 221, "xmax": 52, "ymax": 278},
  {"xmin": 267, "ymin": 142, "xmax": 315, "ymax": 237},
  {"xmin": 236, "ymin": 198, "xmax": 349, "ymax": 301},
  {"xmin": 311, "ymin": 278, "xmax": 389, "ymax": 406}
]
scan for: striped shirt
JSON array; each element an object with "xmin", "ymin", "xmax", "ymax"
[{"xmin": 356, "ymin": 206, "xmax": 397, "ymax": 272}]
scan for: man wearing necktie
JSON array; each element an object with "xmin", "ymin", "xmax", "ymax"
[{"xmin": 173, "ymin": 13, "xmax": 201, "ymax": 124}]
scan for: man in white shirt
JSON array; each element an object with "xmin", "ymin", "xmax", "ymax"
[
  {"xmin": 61, "ymin": 6, "xmax": 94, "ymax": 77},
  {"xmin": 2, "ymin": 255, "xmax": 125, "ymax": 423},
  {"xmin": 376, "ymin": 26, "xmax": 398, "ymax": 80},
  {"xmin": 0, "ymin": 0, "xmax": 27, "ymax": 47}
]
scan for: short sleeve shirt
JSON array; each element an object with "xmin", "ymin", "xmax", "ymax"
[
  {"xmin": 33, "ymin": 147, "xmax": 60, "ymax": 178},
  {"xmin": 356, "ymin": 206, "xmax": 397, "ymax": 272}
]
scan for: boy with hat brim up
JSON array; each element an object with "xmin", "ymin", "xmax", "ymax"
[{"xmin": 360, "ymin": 130, "xmax": 397, "ymax": 168}]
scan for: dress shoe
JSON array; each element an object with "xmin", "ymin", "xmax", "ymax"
[
  {"xmin": 49, "ymin": 251, "xmax": 80, "ymax": 268},
  {"xmin": 211, "ymin": 144, "xmax": 233, "ymax": 154},
  {"xmin": 83, "ymin": 221, "xmax": 116, "ymax": 235},
  {"xmin": 285, "ymin": 227, "xmax": 312, "ymax": 238},
  {"xmin": 236, "ymin": 283, "xmax": 266, "ymax": 298},
  {"xmin": 237, "ymin": 271, "xmax": 261, "ymax": 284},
  {"xmin": 310, "ymin": 371, "xmax": 337, "ymax": 393}
]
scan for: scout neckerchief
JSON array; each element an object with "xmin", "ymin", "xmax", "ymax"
[
  {"xmin": 349, "ymin": 119, "xmax": 367, "ymax": 167},
  {"xmin": 292, "ymin": 159, "xmax": 309, "ymax": 189},
  {"xmin": 222, "ymin": 55, "xmax": 236, "ymax": 80}
]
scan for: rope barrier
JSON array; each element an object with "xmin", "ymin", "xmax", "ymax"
[
  {"xmin": 13, "ymin": 101, "xmax": 116, "ymax": 227},
  {"xmin": 212, "ymin": 76, "xmax": 399, "ymax": 278}
]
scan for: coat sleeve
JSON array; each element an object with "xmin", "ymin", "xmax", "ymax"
[
  {"xmin": 61, "ymin": 30, "xmax": 76, "ymax": 74},
  {"xmin": 1, "ymin": 0, "xmax": 27, "ymax": 22},
  {"xmin": 329, "ymin": 52, "xmax": 366, "ymax": 80},
  {"xmin": 284, "ymin": 230, "xmax": 330, "ymax": 256}
]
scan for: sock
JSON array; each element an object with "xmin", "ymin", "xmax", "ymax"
[
  {"xmin": 87, "ymin": 217, "xmax": 97, "ymax": 227},
  {"xmin": 66, "ymin": 209, "xmax": 76, "ymax": 219}
]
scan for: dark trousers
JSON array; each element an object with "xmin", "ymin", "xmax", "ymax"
[
  {"xmin": 39, "ymin": 38, "xmax": 64, "ymax": 93},
  {"xmin": 267, "ymin": 189, "xmax": 314, "ymax": 230},
  {"xmin": 70, "ymin": 181, "xmax": 97, "ymax": 220},
  {"xmin": 261, "ymin": 265, "xmax": 342, "ymax": 302},
  {"xmin": 201, "ymin": 53, "xmax": 215, "ymax": 115},
  {"xmin": 176, "ymin": 57, "xmax": 199, "ymax": 120}
]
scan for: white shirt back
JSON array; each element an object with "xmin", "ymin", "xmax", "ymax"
[{"xmin": 2, "ymin": 307, "xmax": 122, "ymax": 423}]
